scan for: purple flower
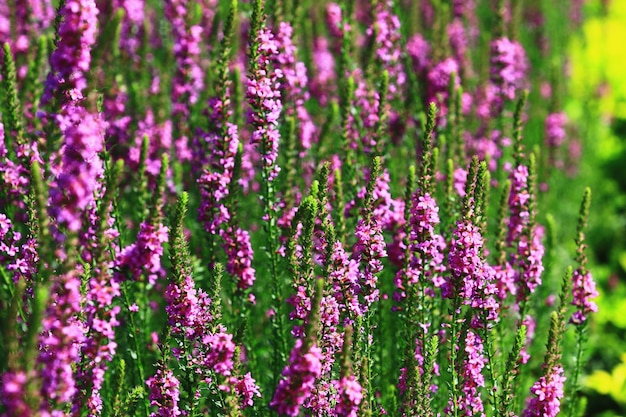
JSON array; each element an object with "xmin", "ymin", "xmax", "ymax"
[
  {"xmin": 221, "ymin": 372, "xmax": 262, "ymax": 408},
  {"xmin": 147, "ymin": 365, "xmax": 182, "ymax": 417},
  {"xmin": 445, "ymin": 220, "xmax": 499, "ymax": 325},
  {"xmin": 270, "ymin": 339, "xmax": 323, "ymax": 416},
  {"xmin": 490, "ymin": 37, "xmax": 528, "ymax": 105},
  {"xmin": 73, "ymin": 257, "xmax": 122, "ymax": 415},
  {"xmin": 507, "ymin": 165, "xmax": 530, "ymax": 245},
  {"xmin": 274, "ymin": 22, "xmax": 316, "ymax": 151},
  {"xmin": 197, "ymin": 97, "xmax": 257, "ymax": 289},
  {"xmin": 164, "ymin": 0, "xmax": 204, "ymax": 116},
  {"xmin": 41, "ymin": 0, "xmax": 99, "ymax": 107},
  {"xmin": 118, "ymin": 0, "xmax": 146, "ymax": 57},
  {"xmin": 247, "ymin": 28, "xmax": 283, "ymax": 182},
  {"xmin": 515, "ymin": 225, "xmax": 545, "ymax": 301},
  {"xmin": 165, "ymin": 274, "xmax": 245, "ymax": 384},
  {"xmin": 523, "ymin": 365, "xmax": 566, "ymax": 417},
  {"xmin": 545, "ymin": 112, "xmax": 568, "ymax": 148},
  {"xmin": 304, "ymin": 296, "xmax": 343, "ymax": 415},
  {"xmin": 570, "ymin": 269, "xmax": 598, "ymax": 324},
  {"xmin": 0, "ymin": 121, "xmax": 40, "ymax": 213},
  {"xmin": 506, "ymin": 164, "xmax": 545, "ymax": 302},
  {"xmin": 367, "ymin": 1, "xmax": 405, "ymax": 95},
  {"xmin": 1, "ymin": 0, "xmax": 53, "ymax": 55},
  {"xmin": 165, "ymin": 275, "xmax": 212, "ymax": 339},
  {"xmin": 129, "ymin": 111, "xmax": 173, "ymax": 180},
  {"xmin": 353, "ymin": 216, "xmax": 387, "ymax": 312},
  {"xmin": 334, "ymin": 375, "xmax": 363, "ymax": 417},
  {"xmin": 221, "ymin": 225, "xmax": 257, "ymax": 289},
  {"xmin": 458, "ymin": 331, "xmax": 487, "ymax": 417},
  {"xmin": 0, "ymin": 371, "xmax": 31, "ymax": 415},
  {"xmin": 49, "ymin": 104, "xmax": 105, "ymax": 232},
  {"xmin": 310, "ymin": 37, "xmax": 335, "ymax": 105},
  {"xmin": 0, "ymin": 213, "xmax": 20, "ymax": 262},
  {"xmin": 201, "ymin": 328, "xmax": 236, "ymax": 376},
  {"xmin": 325, "ymin": 3, "xmax": 344, "ymax": 39},
  {"xmin": 447, "ymin": 19, "xmax": 469, "ymax": 74},
  {"xmin": 328, "ymin": 241, "xmax": 362, "ymax": 322},
  {"xmin": 38, "ymin": 270, "xmax": 85, "ymax": 411},
  {"xmin": 116, "ymin": 222, "xmax": 169, "ymax": 284},
  {"xmin": 426, "ymin": 58, "xmax": 461, "ymax": 121},
  {"xmin": 493, "ymin": 261, "xmax": 516, "ymax": 301},
  {"xmin": 407, "ymin": 34, "xmax": 431, "ymax": 73},
  {"xmin": 395, "ymin": 191, "xmax": 446, "ymax": 300}
]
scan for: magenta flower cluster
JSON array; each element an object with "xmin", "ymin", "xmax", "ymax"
[
  {"xmin": 41, "ymin": 0, "xmax": 99, "ymax": 106},
  {"xmin": 334, "ymin": 375, "xmax": 363, "ymax": 417},
  {"xmin": 570, "ymin": 269, "xmax": 599, "ymax": 324},
  {"xmin": 445, "ymin": 219, "xmax": 499, "ymax": 325},
  {"xmin": 395, "ymin": 191, "xmax": 446, "ymax": 300},
  {"xmin": 163, "ymin": 273, "xmax": 260, "ymax": 407},
  {"xmin": 116, "ymin": 222, "xmax": 169, "ymax": 284},
  {"xmin": 270, "ymin": 339, "xmax": 324, "ymax": 416},
  {"xmin": 490, "ymin": 37, "xmax": 528, "ymax": 105},
  {"xmin": 147, "ymin": 365, "xmax": 183, "ymax": 417},
  {"xmin": 49, "ymin": 104, "xmax": 105, "ymax": 232},
  {"xmin": 458, "ymin": 330, "xmax": 487, "ymax": 417},
  {"xmin": 523, "ymin": 365, "xmax": 566, "ymax": 417},
  {"xmin": 247, "ymin": 28, "xmax": 283, "ymax": 182}
]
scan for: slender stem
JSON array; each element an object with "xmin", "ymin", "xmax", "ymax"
[
  {"xmin": 568, "ymin": 324, "xmax": 587, "ymax": 417},
  {"xmin": 121, "ymin": 282, "xmax": 149, "ymax": 416},
  {"xmin": 449, "ymin": 298, "xmax": 461, "ymax": 417}
]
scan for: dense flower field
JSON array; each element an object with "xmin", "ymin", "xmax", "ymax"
[{"xmin": 0, "ymin": 0, "xmax": 605, "ymax": 416}]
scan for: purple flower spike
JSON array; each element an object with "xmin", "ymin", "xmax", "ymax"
[
  {"xmin": 445, "ymin": 219, "xmax": 499, "ymax": 325},
  {"xmin": 0, "ymin": 371, "xmax": 31, "ymax": 415},
  {"xmin": 458, "ymin": 331, "xmax": 487, "ymax": 417},
  {"xmin": 42, "ymin": 0, "xmax": 99, "ymax": 107},
  {"xmin": 164, "ymin": 0, "xmax": 204, "ymax": 116},
  {"xmin": 274, "ymin": 22, "xmax": 316, "ymax": 152},
  {"xmin": 570, "ymin": 269, "xmax": 598, "ymax": 324},
  {"xmin": 147, "ymin": 365, "xmax": 182, "ymax": 417},
  {"xmin": 523, "ymin": 365, "xmax": 566, "ymax": 417},
  {"xmin": 334, "ymin": 375, "xmax": 363, "ymax": 417},
  {"xmin": 49, "ymin": 104, "xmax": 105, "ymax": 233},
  {"xmin": 353, "ymin": 216, "xmax": 387, "ymax": 313},
  {"xmin": 222, "ymin": 372, "xmax": 262, "ymax": 408},
  {"xmin": 116, "ymin": 222, "xmax": 169, "ymax": 284},
  {"xmin": 545, "ymin": 112, "xmax": 568, "ymax": 148},
  {"xmin": 367, "ymin": 0, "xmax": 405, "ymax": 95},
  {"xmin": 426, "ymin": 58, "xmax": 460, "ymax": 120},
  {"xmin": 247, "ymin": 28, "xmax": 283, "ymax": 182},
  {"xmin": 221, "ymin": 225, "xmax": 256, "ymax": 290},
  {"xmin": 270, "ymin": 339, "xmax": 323, "ymax": 416},
  {"xmin": 38, "ymin": 270, "xmax": 85, "ymax": 412},
  {"xmin": 490, "ymin": 37, "xmax": 528, "ymax": 110}
]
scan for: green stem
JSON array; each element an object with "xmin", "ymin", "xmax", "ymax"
[
  {"xmin": 568, "ymin": 324, "xmax": 587, "ymax": 417},
  {"xmin": 121, "ymin": 282, "xmax": 149, "ymax": 416},
  {"xmin": 449, "ymin": 298, "xmax": 461, "ymax": 417}
]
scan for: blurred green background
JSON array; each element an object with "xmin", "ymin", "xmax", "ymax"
[{"xmin": 566, "ymin": 1, "xmax": 626, "ymax": 415}]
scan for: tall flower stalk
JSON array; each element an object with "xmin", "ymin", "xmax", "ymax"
[
  {"xmin": 566, "ymin": 188, "xmax": 598, "ymax": 417},
  {"xmin": 246, "ymin": 0, "xmax": 286, "ymax": 382}
]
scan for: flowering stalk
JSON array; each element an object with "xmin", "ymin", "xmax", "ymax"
[
  {"xmin": 523, "ymin": 272, "xmax": 571, "ymax": 417},
  {"xmin": 334, "ymin": 326, "xmax": 363, "ymax": 417},
  {"xmin": 41, "ymin": 0, "xmax": 99, "ymax": 110},
  {"xmin": 1, "ymin": 44, "xmax": 26, "ymax": 151},
  {"xmin": 270, "ymin": 279, "xmax": 324, "ymax": 416},
  {"xmin": 164, "ymin": 193, "xmax": 260, "ymax": 414},
  {"xmin": 164, "ymin": 0, "xmax": 204, "ymax": 163},
  {"xmin": 71, "ymin": 158, "xmax": 124, "ymax": 416},
  {"xmin": 567, "ymin": 188, "xmax": 597, "ymax": 417},
  {"xmin": 247, "ymin": 0, "xmax": 287, "ymax": 383}
]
